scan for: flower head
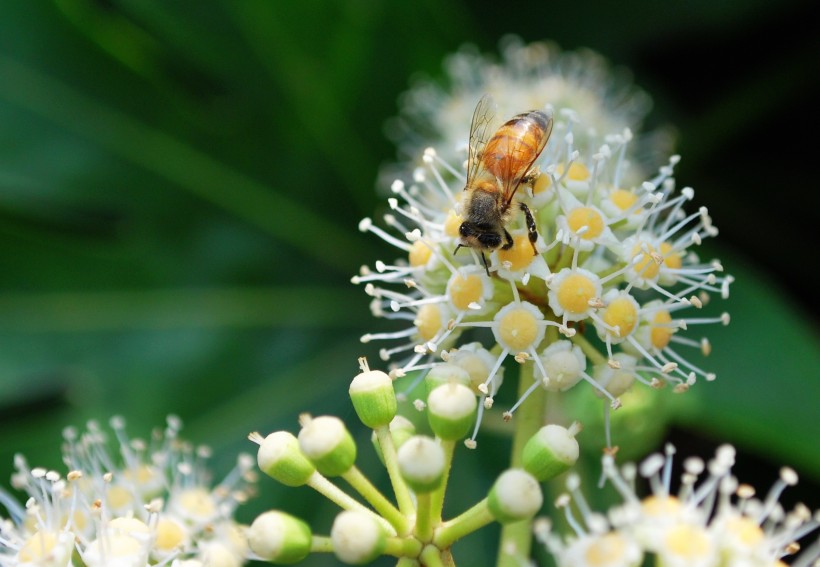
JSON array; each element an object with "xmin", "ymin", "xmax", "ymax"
[
  {"xmin": 538, "ymin": 445, "xmax": 820, "ymax": 567},
  {"xmin": 0, "ymin": 416, "xmax": 255, "ymax": 567},
  {"xmin": 358, "ymin": 77, "xmax": 731, "ymax": 447}
]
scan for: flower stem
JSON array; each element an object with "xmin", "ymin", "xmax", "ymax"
[
  {"xmin": 384, "ymin": 536, "xmax": 424, "ymax": 559},
  {"xmin": 429, "ymin": 439, "xmax": 455, "ymax": 526},
  {"xmin": 310, "ymin": 535, "xmax": 334, "ymax": 553},
  {"xmin": 343, "ymin": 465, "xmax": 409, "ymax": 535},
  {"xmin": 306, "ymin": 471, "xmax": 395, "ymax": 534},
  {"xmin": 415, "ymin": 492, "xmax": 434, "ymax": 543},
  {"xmin": 376, "ymin": 425, "xmax": 416, "ymax": 516},
  {"xmin": 497, "ymin": 361, "xmax": 544, "ymax": 566},
  {"xmin": 419, "ymin": 544, "xmax": 446, "ymax": 567},
  {"xmin": 432, "ymin": 499, "xmax": 493, "ymax": 548}
]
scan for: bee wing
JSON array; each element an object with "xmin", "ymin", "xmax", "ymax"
[
  {"xmin": 465, "ymin": 94, "xmax": 498, "ymax": 189},
  {"xmin": 501, "ymin": 109, "xmax": 553, "ymax": 207}
]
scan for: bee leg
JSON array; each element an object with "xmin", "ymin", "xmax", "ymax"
[
  {"xmin": 501, "ymin": 229, "xmax": 514, "ymax": 250},
  {"xmin": 453, "ymin": 243, "xmax": 463, "ymax": 256},
  {"xmin": 519, "ymin": 202, "xmax": 539, "ymax": 255},
  {"xmin": 480, "ymin": 252, "xmax": 491, "ymax": 277}
]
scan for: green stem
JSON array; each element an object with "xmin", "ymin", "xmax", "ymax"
[
  {"xmin": 396, "ymin": 559, "xmax": 420, "ymax": 567},
  {"xmin": 310, "ymin": 535, "xmax": 334, "ymax": 553},
  {"xmin": 306, "ymin": 472, "xmax": 395, "ymax": 534},
  {"xmin": 419, "ymin": 545, "xmax": 446, "ymax": 567},
  {"xmin": 497, "ymin": 362, "xmax": 545, "ymax": 566},
  {"xmin": 415, "ymin": 493, "xmax": 433, "ymax": 543},
  {"xmin": 432, "ymin": 499, "xmax": 493, "ymax": 548},
  {"xmin": 343, "ymin": 465, "xmax": 409, "ymax": 535},
  {"xmin": 376, "ymin": 426, "xmax": 416, "ymax": 516},
  {"xmin": 429, "ymin": 439, "xmax": 455, "ymax": 526},
  {"xmin": 571, "ymin": 332, "xmax": 608, "ymax": 365},
  {"xmin": 384, "ymin": 536, "xmax": 424, "ymax": 559}
]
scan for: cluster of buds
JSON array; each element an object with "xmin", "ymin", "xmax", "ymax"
[
  {"xmin": 245, "ymin": 358, "xmax": 580, "ymax": 565},
  {"xmin": 0, "ymin": 416, "xmax": 255, "ymax": 567}
]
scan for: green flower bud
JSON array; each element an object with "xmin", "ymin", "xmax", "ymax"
[
  {"xmin": 424, "ymin": 363, "xmax": 471, "ymax": 398},
  {"xmin": 396, "ymin": 436, "xmax": 445, "ymax": 493},
  {"xmin": 251, "ymin": 431, "xmax": 315, "ymax": 487},
  {"xmin": 427, "ymin": 383, "xmax": 477, "ymax": 441},
  {"xmin": 487, "ymin": 469, "xmax": 543, "ymax": 524},
  {"xmin": 350, "ymin": 358, "xmax": 397, "ymax": 428},
  {"xmin": 331, "ymin": 510, "xmax": 387, "ymax": 564},
  {"xmin": 522, "ymin": 423, "xmax": 581, "ymax": 481},
  {"xmin": 298, "ymin": 415, "xmax": 357, "ymax": 477},
  {"xmin": 371, "ymin": 415, "xmax": 416, "ymax": 465},
  {"xmin": 247, "ymin": 510, "xmax": 312, "ymax": 564}
]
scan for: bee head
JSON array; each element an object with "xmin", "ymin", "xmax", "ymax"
[{"xmin": 459, "ymin": 221, "xmax": 502, "ymax": 250}]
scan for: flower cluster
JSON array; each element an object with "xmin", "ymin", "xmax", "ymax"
[
  {"xmin": 358, "ymin": 80, "xmax": 732, "ymax": 447},
  {"xmin": 537, "ymin": 445, "xmax": 820, "ymax": 567},
  {"xmin": 0, "ymin": 416, "xmax": 255, "ymax": 567},
  {"xmin": 245, "ymin": 358, "xmax": 580, "ymax": 565}
]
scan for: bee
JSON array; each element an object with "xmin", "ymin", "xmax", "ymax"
[{"xmin": 454, "ymin": 94, "xmax": 553, "ymax": 275}]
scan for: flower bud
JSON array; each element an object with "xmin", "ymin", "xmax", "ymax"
[
  {"xmin": 488, "ymin": 469, "xmax": 543, "ymax": 523},
  {"xmin": 350, "ymin": 359, "xmax": 397, "ymax": 428},
  {"xmin": 298, "ymin": 416, "xmax": 356, "ymax": 477},
  {"xmin": 522, "ymin": 423, "xmax": 580, "ymax": 481},
  {"xmin": 254, "ymin": 431, "xmax": 315, "ymax": 487},
  {"xmin": 427, "ymin": 383, "xmax": 477, "ymax": 441},
  {"xmin": 424, "ymin": 363, "xmax": 471, "ymax": 397},
  {"xmin": 247, "ymin": 511, "xmax": 312, "ymax": 564},
  {"xmin": 331, "ymin": 510, "xmax": 387, "ymax": 564},
  {"xmin": 371, "ymin": 415, "xmax": 415, "ymax": 465},
  {"xmin": 396, "ymin": 436, "xmax": 445, "ymax": 493}
]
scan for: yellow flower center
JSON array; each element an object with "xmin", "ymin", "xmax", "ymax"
[
  {"xmin": 409, "ymin": 240, "xmax": 432, "ymax": 267},
  {"xmin": 156, "ymin": 517, "xmax": 187, "ymax": 551},
  {"xmin": 650, "ymin": 310, "xmax": 675, "ymax": 349},
  {"xmin": 556, "ymin": 273, "xmax": 597, "ymax": 315},
  {"xmin": 444, "ymin": 210, "xmax": 463, "ymax": 238},
  {"xmin": 660, "ymin": 242, "xmax": 682, "ymax": 270},
  {"xmin": 664, "ymin": 524, "xmax": 712, "ymax": 559},
  {"xmin": 567, "ymin": 207, "xmax": 605, "ymax": 239},
  {"xmin": 18, "ymin": 531, "xmax": 59, "ymax": 562},
  {"xmin": 448, "ymin": 273, "xmax": 484, "ymax": 311},
  {"xmin": 585, "ymin": 533, "xmax": 629, "ymax": 566},
  {"xmin": 532, "ymin": 172, "xmax": 552, "ymax": 195},
  {"xmin": 556, "ymin": 162, "xmax": 590, "ymax": 181},
  {"xmin": 497, "ymin": 306, "xmax": 541, "ymax": 351},
  {"xmin": 602, "ymin": 296, "xmax": 638, "ymax": 337},
  {"xmin": 415, "ymin": 304, "xmax": 443, "ymax": 341},
  {"xmin": 178, "ymin": 487, "xmax": 217, "ymax": 521},
  {"xmin": 610, "ymin": 189, "xmax": 638, "ymax": 211},
  {"xmin": 497, "ymin": 233, "xmax": 535, "ymax": 271},
  {"xmin": 630, "ymin": 242, "xmax": 661, "ymax": 280},
  {"xmin": 724, "ymin": 516, "xmax": 764, "ymax": 547},
  {"xmin": 641, "ymin": 495, "xmax": 681, "ymax": 518},
  {"xmin": 107, "ymin": 485, "xmax": 135, "ymax": 510}
]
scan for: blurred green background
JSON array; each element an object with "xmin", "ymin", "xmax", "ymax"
[{"xmin": 1, "ymin": 1, "xmax": 817, "ymax": 565}]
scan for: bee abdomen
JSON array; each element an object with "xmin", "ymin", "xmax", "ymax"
[{"xmin": 483, "ymin": 110, "xmax": 549, "ymax": 178}]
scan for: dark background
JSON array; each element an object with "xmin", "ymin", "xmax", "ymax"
[{"xmin": 1, "ymin": 2, "xmax": 817, "ymax": 565}]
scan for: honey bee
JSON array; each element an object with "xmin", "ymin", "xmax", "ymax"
[{"xmin": 454, "ymin": 94, "xmax": 553, "ymax": 274}]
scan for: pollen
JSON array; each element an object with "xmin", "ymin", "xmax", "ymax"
[
  {"xmin": 584, "ymin": 533, "xmax": 628, "ymax": 566},
  {"xmin": 556, "ymin": 161, "xmax": 590, "ymax": 181},
  {"xmin": 415, "ymin": 304, "xmax": 444, "ymax": 341},
  {"xmin": 567, "ymin": 207, "xmax": 605, "ymax": 239},
  {"xmin": 177, "ymin": 487, "xmax": 217, "ymax": 520},
  {"xmin": 532, "ymin": 172, "xmax": 552, "ymax": 195},
  {"xmin": 610, "ymin": 189, "xmax": 638, "ymax": 211},
  {"xmin": 650, "ymin": 310, "xmax": 675, "ymax": 349},
  {"xmin": 448, "ymin": 272, "xmax": 484, "ymax": 311},
  {"xmin": 497, "ymin": 233, "xmax": 536, "ymax": 271},
  {"xmin": 601, "ymin": 296, "xmax": 638, "ymax": 337},
  {"xmin": 555, "ymin": 273, "xmax": 598, "ymax": 315},
  {"xmin": 444, "ymin": 210, "xmax": 463, "ymax": 238},
  {"xmin": 409, "ymin": 240, "xmax": 432, "ymax": 267},
  {"xmin": 494, "ymin": 302, "xmax": 545, "ymax": 352},
  {"xmin": 663, "ymin": 524, "xmax": 712, "ymax": 559}
]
